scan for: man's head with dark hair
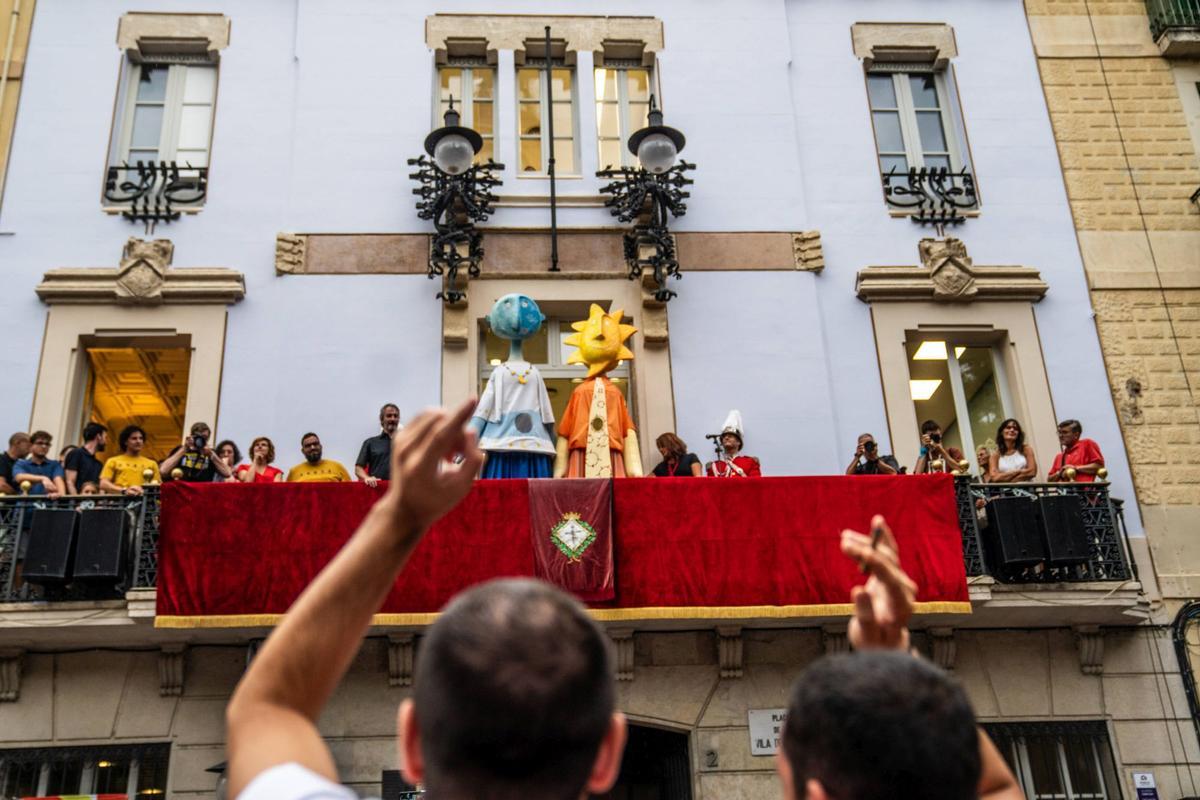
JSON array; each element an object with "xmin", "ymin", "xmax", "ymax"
[
  {"xmin": 779, "ymin": 652, "xmax": 981, "ymax": 800},
  {"xmin": 920, "ymin": 419, "xmax": 942, "ymax": 435},
  {"xmin": 82, "ymin": 423, "xmax": 107, "ymax": 444},
  {"xmin": 400, "ymin": 578, "xmax": 625, "ymax": 800},
  {"xmin": 119, "ymin": 425, "xmax": 147, "ymax": 453},
  {"xmin": 300, "ymin": 432, "xmax": 322, "ymax": 464},
  {"xmin": 380, "ymin": 404, "xmax": 401, "ymax": 434}
]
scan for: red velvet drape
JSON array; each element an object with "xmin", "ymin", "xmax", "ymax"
[{"xmin": 156, "ymin": 474, "xmax": 969, "ymax": 627}]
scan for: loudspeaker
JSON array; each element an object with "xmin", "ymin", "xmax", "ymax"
[
  {"xmin": 984, "ymin": 497, "xmax": 1046, "ymax": 568},
  {"xmin": 1038, "ymin": 495, "xmax": 1090, "ymax": 566},
  {"xmin": 74, "ymin": 509, "xmax": 129, "ymax": 581},
  {"xmin": 23, "ymin": 509, "xmax": 77, "ymax": 583}
]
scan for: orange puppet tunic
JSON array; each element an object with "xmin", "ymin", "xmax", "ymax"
[{"xmin": 558, "ymin": 376, "xmax": 636, "ymax": 478}]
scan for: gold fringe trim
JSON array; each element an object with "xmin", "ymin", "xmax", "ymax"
[{"xmin": 154, "ymin": 601, "xmax": 971, "ymax": 629}]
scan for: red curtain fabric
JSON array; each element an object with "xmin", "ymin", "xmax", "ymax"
[
  {"xmin": 529, "ymin": 477, "xmax": 614, "ymax": 601},
  {"xmin": 156, "ymin": 474, "xmax": 969, "ymax": 627}
]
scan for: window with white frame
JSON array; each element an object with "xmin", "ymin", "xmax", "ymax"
[
  {"xmin": 595, "ymin": 66, "xmax": 651, "ymax": 169},
  {"xmin": 479, "ymin": 314, "xmax": 631, "ymax": 424},
  {"xmin": 906, "ymin": 335, "xmax": 1014, "ymax": 460},
  {"xmin": 866, "ymin": 68, "xmax": 972, "ymax": 182},
  {"xmin": 112, "ymin": 57, "xmax": 217, "ymax": 173},
  {"xmin": 984, "ymin": 722, "xmax": 1122, "ymax": 800},
  {"xmin": 516, "ymin": 64, "xmax": 578, "ymax": 175},
  {"xmin": 0, "ymin": 743, "xmax": 170, "ymax": 798},
  {"xmin": 437, "ymin": 63, "xmax": 497, "ymax": 164}
]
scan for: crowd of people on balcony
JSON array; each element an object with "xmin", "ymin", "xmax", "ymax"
[{"xmin": 0, "ymin": 404, "xmax": 1108, "ymax": 498}]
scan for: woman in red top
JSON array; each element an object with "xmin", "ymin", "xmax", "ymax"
[{"xmin": 236, "ymin": 436, "xmax": 284, "ymax": 483}]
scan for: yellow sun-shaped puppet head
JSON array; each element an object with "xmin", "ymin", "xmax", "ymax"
[{"xmin": 564, "ymin": 304, "xmax": 637, "ymax": 379}]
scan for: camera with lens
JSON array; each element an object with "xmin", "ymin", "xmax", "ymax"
[
  {"xmin": 191, "ymin": 434, "xmax": 207, "ymax": 452},
  {"xmin": 864, "ymin": 440, "xmax": 877, "ymax": 453},
  {"xmin": 930, "ymin": 433, "xmax": 942, "ymax": 444}
]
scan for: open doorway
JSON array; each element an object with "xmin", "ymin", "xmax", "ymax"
[
  {"xmin": 80, "ymin": 342, "xmax": 191, "ymax": 463},
  {"xmin": 594, "ymin": 724, "xmax": 692, "ymax": 800}
]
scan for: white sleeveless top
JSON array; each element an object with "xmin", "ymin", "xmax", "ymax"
[{"xmin": 997, "ymin": 451, "xmax": 1027, "ymax": 472}]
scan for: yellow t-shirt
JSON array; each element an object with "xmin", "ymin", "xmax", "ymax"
[
  {"xmin": 286, "ymin": 459, "xmax": 351, "ymax": 483},
  {"xmin": 101, "ymin": 454, "xmax": 161, "ymax": 488}
]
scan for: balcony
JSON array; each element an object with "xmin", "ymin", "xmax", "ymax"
[
  {"xmin": 104, "ymin": 161, "xmax": 208, "ymax": 224},
  {"xmin": 0, "ymin": 478, "xmax": 1141, "ymax": 627},
  {"xmin": 882, "ymin": 166, "xmax": 978, "ymax": 226},
  {"xmin": 1145, "ymin": 0, "xmax": 1200, "ymax": 56}
]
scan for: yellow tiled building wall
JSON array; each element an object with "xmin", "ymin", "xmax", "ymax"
[{"xmin": 1025, "ymin": 0, "xmax": 1200, "ymax": 598}]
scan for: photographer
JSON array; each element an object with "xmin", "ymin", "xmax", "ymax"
[
  {"xmin": 845, "ymin": 433, "xmax": 898, "ymax": 476},
  {"xmin": 913, "ymin": 419, "xmax": 965, "ymax": 474},
  {"xmin": 160, "ymin": 422, "xmax": 233, "ymax": 483}
]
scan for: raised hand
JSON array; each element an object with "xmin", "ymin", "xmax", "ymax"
[{"xmin": 840, "ymin": 514, "xmax": 916, "ymax": 652}]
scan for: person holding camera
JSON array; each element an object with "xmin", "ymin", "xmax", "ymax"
[
  {"xmin": 160, "ymin": 422, "xmax": 234, "ymax": 483},
  {"xmin": 846, "ymin": 433, "xmax": 899, "ymax": 476},
  {"xmin": 913, "ymin": 419, "xmax": 964, "ymax": 474}
]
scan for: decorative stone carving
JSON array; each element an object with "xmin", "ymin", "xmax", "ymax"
[
  {"xmin": 856, "ymin": 238, "xmax": 1048, "ymax": 303},
  {"xmin": 158, "ymin": 644, "xmax": 186, "ymax": 697},
  {"xmin": 1074, "ymin": 625, "xmax": 1104, "ymax": 675},
  {"xmin": 851, "ymin": 23, "xmax": 958, "ymax": 69},
  {"xmin": 0, "ymin": 649, "xmax": 22, "ymax": 702},
  {"xmin": 442, "ymin": 303, "xmax": 470, "ymax": 348},
  {"xmin": 275, "ymin": 233, "xmax": 308, "ymax": 275},
  {"xmin": 388, "ymin": 634, "xmax": 415, "ymax": 688},
  {"xmin": 792, "ymin": 231, "xmax": 824, "ymax": 273},
  {"xmin": 717, "ymin": 626, "xmax": 744, "ymax": 679},
  {"xmin": 821, "ymin": 626, "xmax": 849, "ymax": 655},
  {"xmin": 116, "ymin": 237, "xmax": 173, "ymax": 303},
  {"xmin": 928, "ymin": 628, "xmax": 956, "ymax": 671},
  {"xmin": 37, "ymin": 237, "xmax": 246, "ymax": 305},
  {"xmin": 610, "ymin": 628, "xmax": 635, "ymax": 682},
  {"xmin": 640, "ymin": 273, "xmax": 670, "ymax": 347}
]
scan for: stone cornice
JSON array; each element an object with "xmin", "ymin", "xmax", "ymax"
[
  {"xmin": 856, "ymin": 237, "xmax": 1048, "ymax": 303},
  {"xmin": 37, "ymin": 237, "xmax": 245, "ymax": 306}
]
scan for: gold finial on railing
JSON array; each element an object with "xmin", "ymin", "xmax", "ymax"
[
  {"xmin": 1096, "ymin": 467, "xmax": 1108, "ymax": 482},
  {"xmin": 171, "ymin": 468, "xmax": 184, "ymax": 481},
  {"xmin": 930, "ymin": 458, "xmax": 944, "ymax": 472},
  {"xmin": 18, "ymin": 480, "xmax": 31, "ymax": 495},
  {"xmin": 1063, "ymin": 466, "xmax": 1077, "ymax": 482},
  {"xmin": 143, "ymin": 468, "xmax": 157, "ymax": 485}
]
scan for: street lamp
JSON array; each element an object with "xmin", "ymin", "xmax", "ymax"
[
  {"xmin": 598, "ymin": 96, "xmax": 695, "ymax": 302},
  {"xmin": 409, "ymin": 98, "xmax": 503, "ymax": 304}
]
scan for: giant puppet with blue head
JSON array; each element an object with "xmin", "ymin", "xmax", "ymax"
[
  {"xmin": 469, "ymin": 293, "xmax": 557, "ymax": 478},
  {"xmin": 553, "ymin": 304, "xmax": 643, "ymax": 478}
]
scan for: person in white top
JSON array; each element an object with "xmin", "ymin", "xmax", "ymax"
[
  {"xmin": 986, "ymin": 418, "xmax": 1039, "ymax": 483},
  {"xmin": 224, "ymin": 400, "xmax": 626, "ymax": 800}
]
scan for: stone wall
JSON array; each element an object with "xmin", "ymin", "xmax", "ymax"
[
  {"xmin": 0, "ymin": 628, "xmax": 1195, "ymax": 798},
  {"xmin": 1024, "ymin": 0, "xmax": 1200, "ymax": 599}
]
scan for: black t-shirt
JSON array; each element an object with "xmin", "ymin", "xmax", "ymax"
[
  {"xmin": 163, "ymin": 445, "xmax": 218, "ymax": 482},
  {"xmin": 652, "ymin": 452, "xmax": 701, "ymax": 477},
  {"xmin": 852, "ymin": 454, "xmax": 901, "ymax": 475},
  {"xmin": 64, "ymin": 447, "xmax": 103, "ymax": 488},
  {"xmin": 0, "ymin": 452, "xmax": 16, "ymax": 488},
  {"xmin": 356, "ymin": 432, "xmax": 392, "ymax": 480}
]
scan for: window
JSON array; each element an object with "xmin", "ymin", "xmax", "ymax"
[
  {"xmin": 437, "ymin": 65, "xmax": 496, "ymax": 163},
  {"xmin": 867, "ymin": 69, "xmax": 968, "ymax": 177},
  {"xmin": 595, "ymin": 66, "xmax": 651, "ymax": 169},
  {"xmin": 84, "ymin": 344, "xmax": 192, "ymax": 463},
  {"xmin": 517, "ymin": 66, "xmax": 577, "ymax": 174},
  {"xmin": 0, "ymin": 743, "xmax": 170, "ymax": 798},
  {"xmin": 479, "ymin": 315, "xmax": 631, "ymax": 423},
  {"xmin": 906, "ymin": 336, "xmax": 1014, "ymax": 459},
  {"xmin": 984, "ymin": 722, "xmax": 1122, "ymax": 800},
  {"xmin": 113, "ymin": 58, "xmax": 217, "ymax": 171}
]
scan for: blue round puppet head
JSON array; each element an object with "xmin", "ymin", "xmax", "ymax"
[{"xmin": 488, "ymin": 293, "xmax": 545, "ymax": 341}]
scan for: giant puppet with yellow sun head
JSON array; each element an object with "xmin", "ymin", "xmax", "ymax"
[{"xmin": 554, "ymin": 304, "xmax": 644, "ymax": 478}]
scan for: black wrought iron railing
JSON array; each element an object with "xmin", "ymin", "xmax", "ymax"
[
  {"xmin": 882, "ymin": 166, "xmax": 978, "ymax": 225},
  {"xmin": 104, "ymin": 161, "xmax": 208, "ymax": 224},
  {"xmin": 954, "ymin": 477, "xmax": 1135, "ymax": 584},
  {"xmin": 0, "ymin": 488, "xmax": 159, "ymax": 602},
  {"xmin": 1146, "ymin": 0, "xmax": 1200, "ymax": 39}
]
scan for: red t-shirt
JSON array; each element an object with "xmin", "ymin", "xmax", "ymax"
[
  {"xmin": 1050, "ymin": 438, "xmax": 1104, "ymax": 482},
  {"xmin": 235, "ymin": 464, "xmax": 283, "ymax": 484}
]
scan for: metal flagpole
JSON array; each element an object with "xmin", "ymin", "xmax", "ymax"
[{"xmin": 544, "ymin": 25, "xmax": 560, "ymax": 272}]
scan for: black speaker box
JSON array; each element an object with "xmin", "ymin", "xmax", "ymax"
[
  {"xmin": 984, "ymin": 496, "xmax": 1046, "ymax": 568},
  {"xmin": 23, "ymin": 509, "xmax": 77, "ymax": 583},
  {"xmin": 1037, "ymin": 495, "xmax": 1090, "ymax": 566},
  {"xmin": 74, "ymin": 509, "xmax": 129, "ymax": 581}
]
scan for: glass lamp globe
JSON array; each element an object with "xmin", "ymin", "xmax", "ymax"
[
  {"xmin": 637, "ymin": 133, "xmax": 678, "ymax": 174},
  {"xmin": 433, "ymin": 133, "xmax": 475, "ymax": 174}
]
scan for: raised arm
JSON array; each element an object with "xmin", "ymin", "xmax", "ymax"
[
  {"xmin": 225, "ymin": 400, "xmax": 483, "ymax": 799},
  {"xmin": 840, "ymin": 516, "xmax": 1023, "ymax": 800}
]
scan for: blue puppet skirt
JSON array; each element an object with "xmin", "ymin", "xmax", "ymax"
[{"xmin": 482, "ymin": 452, "xmax": 554, "ymax": 479}]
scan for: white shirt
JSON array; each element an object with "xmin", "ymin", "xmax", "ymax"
[
  {"xmin": 473, "ymin": 362, "xmax": 556, "ymax": 455},
  {"xmin": 239, "ymin": 763, "xmax": 368, "ymax": 800}
]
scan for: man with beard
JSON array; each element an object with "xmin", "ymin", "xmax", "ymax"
[
  {"xmin": 356, "ymin": 404, "xmax": 402, "ymax": 487},
  {"xmin": 287, "ymin": 433, "xmax": 351, "ymax": 483}
]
